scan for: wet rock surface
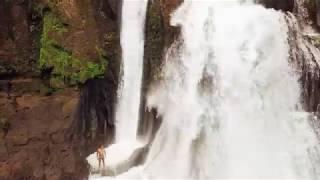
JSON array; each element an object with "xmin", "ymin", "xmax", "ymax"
[
  {"xmin": 72, "ymin": 79, "xmax": 116, "ymax": 156},
  {"xmin": 285, "ymin": 4, "xmax": 320, "ymax": 112},
  {"xmin": 159, "ymin": 0, "xmax": 183, "ymax": 47}
]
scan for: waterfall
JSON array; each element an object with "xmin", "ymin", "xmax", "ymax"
[
  {"xmin": 144, "ymin": 1, "xmax": 319, "ymax": 179},
  {"xmin": 87, "ymin": 0, "xmax": 148, "ymax": 176},
  {"xmin": 90, "ymin": 0, "xmax": 320, "ymax": 179},
  {"xmin": 116, "ymin": 0, "xmax": 148, "ymax": 143}
]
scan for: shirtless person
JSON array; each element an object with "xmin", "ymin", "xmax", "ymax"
[{"xmin": 97, "ymin": 145, "xmax": 106, "ymax": 170}]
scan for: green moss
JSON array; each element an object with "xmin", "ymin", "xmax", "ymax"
[
  {"xmin": 50, "ymin": 76, "xmax": 66, "ymax": 88},
  {"xmin": 39, "ymin": 13, "xmax": 107, "ymax": 86}
]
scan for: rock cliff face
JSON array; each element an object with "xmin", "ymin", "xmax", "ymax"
[
  {"xmin": 159, "ymin": 0, "xmax": 183, "ymax": 46},
  {"xmin": 286, "ymin": 0, "xmax": 320, "ymax": 112},
  {"xmin": 0, "ymin": 88, "xmax": 88, "ymax": 179},
  {"xmin": 139, "ymin": 0, "xmax": 182, "ymax": 144},
  {"xmin": 0, "ymin": 0, "xmax": 41, "ymax": 76},
  {"xmin": 285, "ymin": 13, "xmax": 320, "ymax": 112},
  {"xmin": 0, "ymin": 0, "xmax": 120, "ymax": 179}
]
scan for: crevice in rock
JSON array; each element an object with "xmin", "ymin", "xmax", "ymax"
[{"xmin": 70, "ymin": 78, "xmax": 116, "ymax": 156}]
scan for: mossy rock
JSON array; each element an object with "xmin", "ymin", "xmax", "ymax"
[
  {"xmin": 39, "ymin": 83, "xmax": 54, "ymax": 96},
  {"xmin": 39, "ymin": 12, "xmax": 107, "ymax": 86},
  {"xmin": 49, "ymin": 77, "xmax": 66, "ymax": 89}
]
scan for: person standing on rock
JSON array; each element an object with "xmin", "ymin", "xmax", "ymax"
[{"xmin": 97, "ymin": 145, "xmax": 106, "ymax": 171}]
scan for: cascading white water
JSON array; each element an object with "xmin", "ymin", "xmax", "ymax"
[
  {"xmin": 116, "ymin": 0, "xmax": 148, "ymax": 142},
  {"xmin": 87, "ymin": 0, "xmax": 148, "ymax": 177},
  {"xmin": 144, "ymin": 1, "xmax": 319, "ymax": 179},
  {"xmin": 91, "ymin": 0, "xmax": 320, "ymax": 179},
  {"xmin": 144, "ymin": 1, "xmax": 320, "ymax": 179}
]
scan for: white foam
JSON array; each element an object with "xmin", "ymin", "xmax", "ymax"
[
  {"xmin": 87, "ymin": 140, "xmax": 145, "ymax": 172},
  {"xmin": 90, "ymin": 0, "xmax": 320, "ymax": 179}
]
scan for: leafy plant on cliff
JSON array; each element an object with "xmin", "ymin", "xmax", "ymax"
[{"xmin": 39, "ymin": 12, "xmax": 107, "ymax": 85}]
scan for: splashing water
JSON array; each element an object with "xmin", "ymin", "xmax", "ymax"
[
  {"xmin": 145, "ymin": 1, "xmax": 320, "ymax": 179},
  {"xmin": 91, "ymin": 0, "xmax": 320, "ymax": 179}
]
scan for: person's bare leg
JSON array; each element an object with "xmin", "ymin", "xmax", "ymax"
[
  {"xmin": 102, "ymin": 158, "xmax": 105, "ymax": 168},
  {"xmin": 98, "ymin": 159, "xmax": 101, "ymax": 171}
]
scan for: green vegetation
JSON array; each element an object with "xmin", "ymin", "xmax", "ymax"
[{"xmin": 39, "ymin": 12, "xmax": 107, "ymax": 86}]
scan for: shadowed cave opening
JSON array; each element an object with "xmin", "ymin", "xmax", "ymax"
[{"xmin": 71, "ymin": 79, "xmax": 116, "ymax": 157}]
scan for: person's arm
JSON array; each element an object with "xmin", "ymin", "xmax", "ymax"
[{"xmin": 96, "ymin": 150, "xmax": 99, "ymax": 159}]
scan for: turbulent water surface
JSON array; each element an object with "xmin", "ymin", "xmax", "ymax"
[{"xmin": 90, "ymin": 0, "xmax": 320, "ymax": 179}]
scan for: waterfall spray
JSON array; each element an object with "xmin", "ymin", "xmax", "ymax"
[
  {"xmin": 87, "ymin": 0, "xmax": 148, "ymax": 176},
  {"xmin": 144, "ymin": 1, "xmax": 319, "ymax": 179},
  {"xmin": 90, "ymin": 0, "xmax": 320, "ymax": 179}
]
